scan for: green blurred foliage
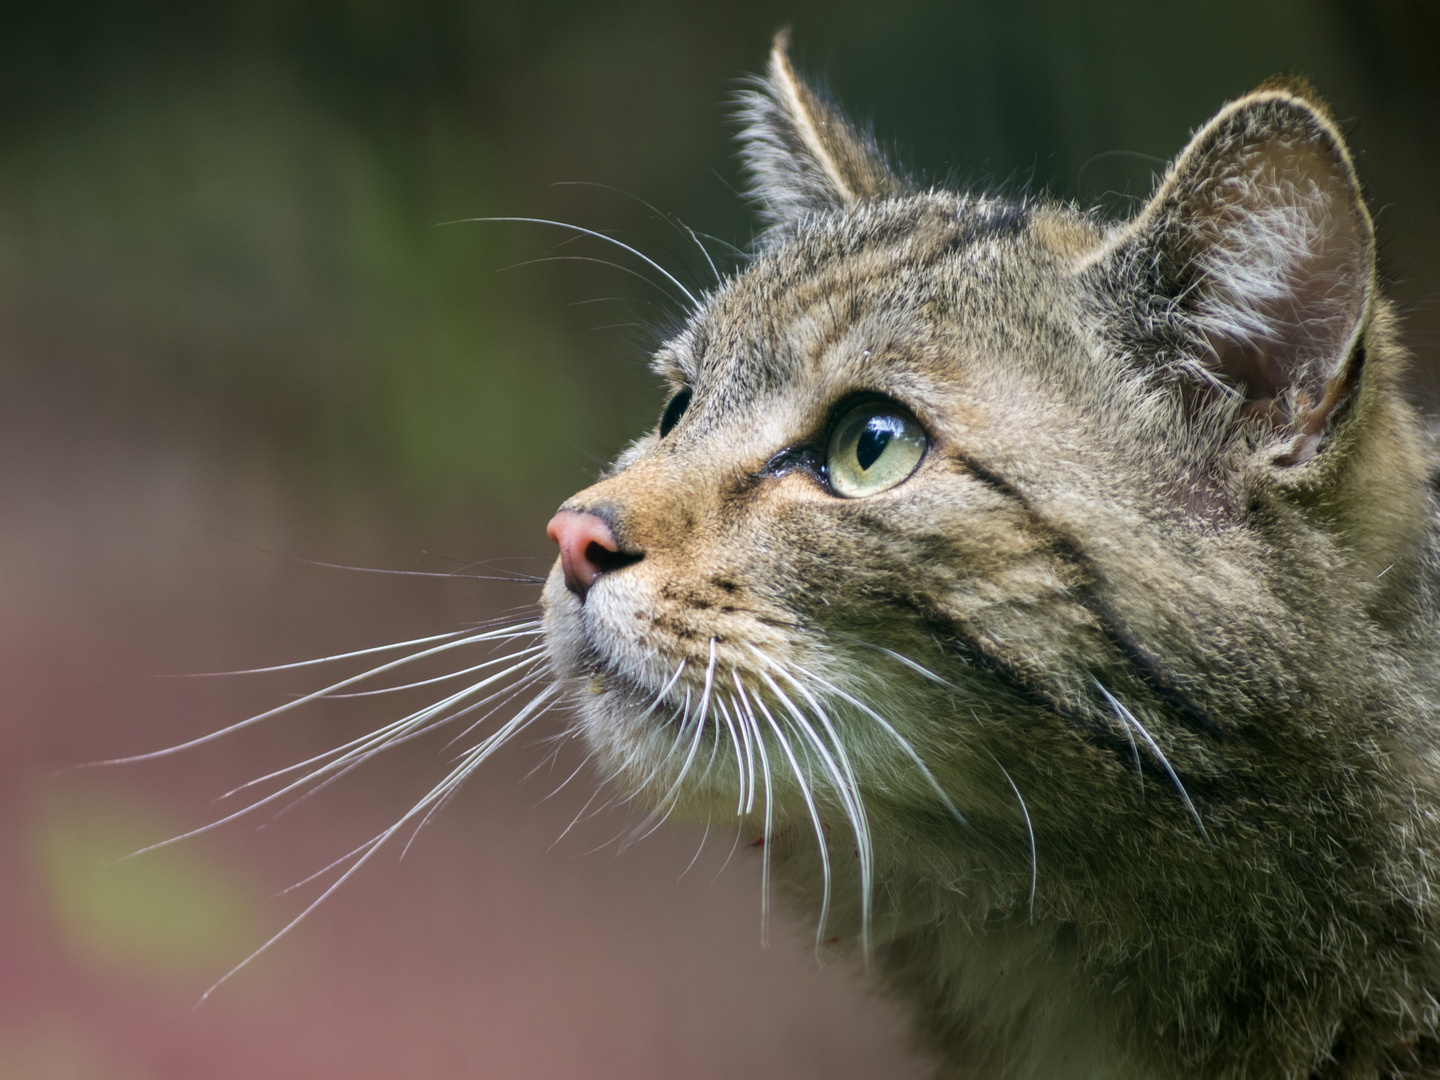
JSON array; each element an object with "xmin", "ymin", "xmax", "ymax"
[
  {"xmin": 28, "ymin": 786, "xmax": 272, "ymax": 985},
  {"xmin": 0, "ymin": 0, "xmax": 1434, "ymax": 532}
]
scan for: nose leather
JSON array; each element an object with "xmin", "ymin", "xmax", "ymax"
[{"xmin": 547, "ymin": 510, "xmax": 635, "ymax": 598}]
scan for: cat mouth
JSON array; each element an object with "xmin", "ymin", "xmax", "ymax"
[{"xmin": 543, "ymin": 559, "xmax": 805, "ymax": 706}]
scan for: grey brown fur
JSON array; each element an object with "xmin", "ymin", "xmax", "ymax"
[{"xmin": 542, "ymin": 34, "xmax": 1440, "ymax": 1079}]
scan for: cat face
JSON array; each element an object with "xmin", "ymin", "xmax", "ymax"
[
  {"xmin": 542, "ymin": 193, "xmax": 1093, "ymax": 832},
  {"xmin": 541, "ymin": 36, "xmax": 1430, "ymax": 958}
]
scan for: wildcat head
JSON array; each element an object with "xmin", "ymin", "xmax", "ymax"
[{"xmin": 541, "ymin": 33, "xmax": 1438, "ymax": 1074}]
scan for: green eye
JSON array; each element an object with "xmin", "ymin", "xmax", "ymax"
[{"xmin": 826, "ymin": 401, "xmax": 928, "ymax": 498}]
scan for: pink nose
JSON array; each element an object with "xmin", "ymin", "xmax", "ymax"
[{"xmin": 546, "ymin": 511, "xmax": 638, "ymax": 598}]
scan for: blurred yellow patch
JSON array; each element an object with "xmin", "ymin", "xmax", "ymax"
[{"xmin": 29, "ymin": 786, "xmax": 269, "ymax": 985}]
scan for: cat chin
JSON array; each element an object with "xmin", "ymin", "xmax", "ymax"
[{"xmin": 540, "ymin": 566, "xmax": 683, "ymax": 695}]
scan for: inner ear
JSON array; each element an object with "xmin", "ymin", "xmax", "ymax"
[{"xmin": 1132, "ymin": 87, "xmax": 1374, "ymax": 453}]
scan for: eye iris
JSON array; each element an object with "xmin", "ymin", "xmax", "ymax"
[
  {"xmin": 659, "ymin": 388, "xmax": 692, "ymax": 437},
  {"xmin": 826, "ymin": 402, "xmax": 927, "ymax": 498},
  {"xmin": 855, "ymin": 423, "xmax": 893, "ymax": 471}
]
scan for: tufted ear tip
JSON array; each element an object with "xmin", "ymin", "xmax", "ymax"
[
  {"xmin": 770, "ymin": 26, "xmax": 792, "ymax": 64},
  {"xmin": 735, "ymin": 29, "xmax": 907, "ymax": 239}
]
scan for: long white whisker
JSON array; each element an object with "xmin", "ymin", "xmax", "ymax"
[
  {"xmin": 321, "ymin": 644, "xmax": 547, "ymax": 697},
  {"xmin": 168, "ymin": 627, "xmax": 496, "ymax": 677},
  {"xmin": 552, "ymin": 782, "xmax": 610, "ymax": 850},
  {"xmin": 621, "ymin": 689, "xmax": 695, "ymax": 841},
  {"xmin": 445, "ymin": 217, "xmax": 700, "ymax": 308},
  {"xmin": 714, "ymin": 820, "xmax": 746, "ymax": 882},
  {"xmin": 751, "ymin": 689, "xmax": 831, "ymax": 947},
  {"xmin": 615, "ymin": 698, "xmax": 689, "ymax": 807},
  {"xmin": 682, "ymin": 223, "xmax": 721, "ymax": 285},
  {"xmin": 548, "ymin": 180, "xmax": 724, "ymax": 285},
  {"xmin": 197, "ymin": 686, "xmax": 552, "ymax": 1005},
  {"xmin": 679, "ymin": 818, "xmax": 711, "ymax": 880},
  {"xmin": 275, "ymin": 667, "xmax": 553, "ymax": 822},
  {"xmin": 1093, "ymin": 678, "xmax": 1210, "ymax": 845},
  {"xmin": 630, "ymin": 644, "xmax": 716, "ymax": 844},
  {"xmin": 441, "ymin": 666, "xmax": 554, "ymax": 748},
  {"xmin": 599, "ymin": 660, "xmax": 690, "ymax": 803},
  {"xmin": 534, "ymin": 739, "xmax": 593, "ymax": 804},
  {"xmin": 399, "ymin": 686, "xmax": 560, "ymax": 859},
  {"xmin": 990, "ymin": 754, "xmax": 1037, "ymax": 922},
  {"xmin": 753, "ymin": 655, "xmax": 872, "ymax": 954},
  {"xmin": 101, "ymin": 624, "xmax": 545, "ymax": 765},
  {"xmin": 500, "ymin": 254, "xmax": 681, "ymax": 302},
  {"xmin": 797, "ymin": 663, "xmax": 966, "ymax": 827},
  {"xmin": 275, "ymin": 835, "xmax": 376, "ymax": 896},
  {"xmin": 714, "ymin": 694, "xmax": 747, "ymax": 816},
  {"xmin": 867, "ymin": 644, "xmax": 957, "ymax": 688},
  {"xmin": 123, "ymin": 655, "xmax": 547, "ymax": 860},
  {"xmin": 732, "ymin": 685, "xmax": 757, "ymax": 815},
  {"xmin": 733, "ymin": 676, "xmax": 776, "ymax": 946},
  {"xmin": 597, "ymin": 661, "xmax": 692, "ymax": 800},
  {"xmin": 225, "ymin": 652, "xmax": 547, "ymax": 797}
]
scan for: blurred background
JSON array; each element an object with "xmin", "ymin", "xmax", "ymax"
[{"xmin": 1, "ymin": 1, "xmax": 1436, "ymax": 1077}]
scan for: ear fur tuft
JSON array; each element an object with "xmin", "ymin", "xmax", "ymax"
[{"xmin": 735, "ymin": 30, "xmax": 907, "ymax": 238}]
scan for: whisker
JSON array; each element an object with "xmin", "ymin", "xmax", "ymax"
[
  {"xmin": 224, "ymin": 652, "xmax": 548, "ymax": 798},
  {"xmin": 399, "ymin": 686, "xmax": 561, "ymax": 859},
  {"xmin": 497, "ymin": 254, "xmax": 681, "ymax": 303},
  {"xmin": 732, "ymin": 676, "xmax": 776, "ymax": 945},
  {"xmin": 275, "ymin": 836, "xmax": 375, "ymax": 896},
  {"xmin": 269, "ymin": 669, "xmax": 554, "ymax": 820},
  {"xmin": 118, "ymin": 654, "xmax": 550, "ymax": 861},
  {"xmin": 442, "ymin": 666, "xmax": 554, "ymax": 748},
  {"xmin": 444, "ymin": 217, "xmax": 700, "ymax": 308},
  {"xmin": 323, "ymin": 644, "xmax": 548, "ymax": 698},
  {"xmin": 198, "ymin": 532, "xmax": 546, "ymax": 587},
  {"xmin": 752, "ymin": 657, "xmax": 872, "ymax": 953},
  {"xmin": 195, "ymin": 684, "xmax": 554, "ymax": 1005},
  {"xmin": 750, "ymin": 688, "xmax": 832, "ymax": 947},
  {"xmin": 533, "ymin": 738, "xmax": 593, "ymax": 805},
  {"xmin": 679, "ymin": 819, "xmax": 712, "ymax": 880},
  {"xmin": 629, "ymin": 644, "xmax": 716, "ymax": 845},
  {"xmin": 795, "ymin": 663, "xmax": 966, "ymax": 827},
  {"xmin": 1094, "ymin": 678, "xmax": 1210, "ymax": 845},
  {"xmin": 713, "ymin": 820, "xmax": 746, "ymax": 882},
  {"xmin": 989, "ymin": 754, "xmax": 1037, "ymax": 922},
  {"xmin": 549, "ymin": 180, "xmax": 725, "ymax": 285},
  {"xmin": 551, "ymin": 783, "xmax": 611, "ymax": 851},
  {"xmin": 732, "ymin": 687, "xmax": 758, "ymax": 815},
  {"xmin": 614, "ymin": 698, "xmax": 689, "ymax": 808},
  {"xmin": 864, "ymin": 643, "xmax": 957, "ymax": 689},
  {"xmin": 713, "ymin": 694, "xmax": 748, "ymax": 817},
  {"xmin": 608, "ymin": 662, "xmax": 689, "ymax": 803},
  {"xmin": 162, "ymin": 623, "xmax": 533, "ymax": 678},
  {"xmin": 99, "ymin": 623, "xmax": 545, "ymax": 765}
]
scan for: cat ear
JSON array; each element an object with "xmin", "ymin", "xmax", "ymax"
[
  {"xmin": 736, "ymin": 30, "xmax": 906, "ymax": 234},
  {"xmin": 1123, "ymin": 84, "xmax": 1375, "ymax": 459}
]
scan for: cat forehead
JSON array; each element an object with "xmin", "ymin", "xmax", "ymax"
[{"xmin": 657, "ymin": 193, "xmax": 1094, "ymax": 394}]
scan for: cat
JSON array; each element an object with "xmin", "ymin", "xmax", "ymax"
[{"xmin": 540, "ymin": 30, "xmax": 1440, "ymax": 1080}]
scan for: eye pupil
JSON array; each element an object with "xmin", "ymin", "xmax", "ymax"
[
  {"xmin": 855, "ymin": 426, "xmax": 891, "ymax": 471},
  {"xmin": 659, "ymin": 388, "xmax": 692, "ymax": 437}
]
